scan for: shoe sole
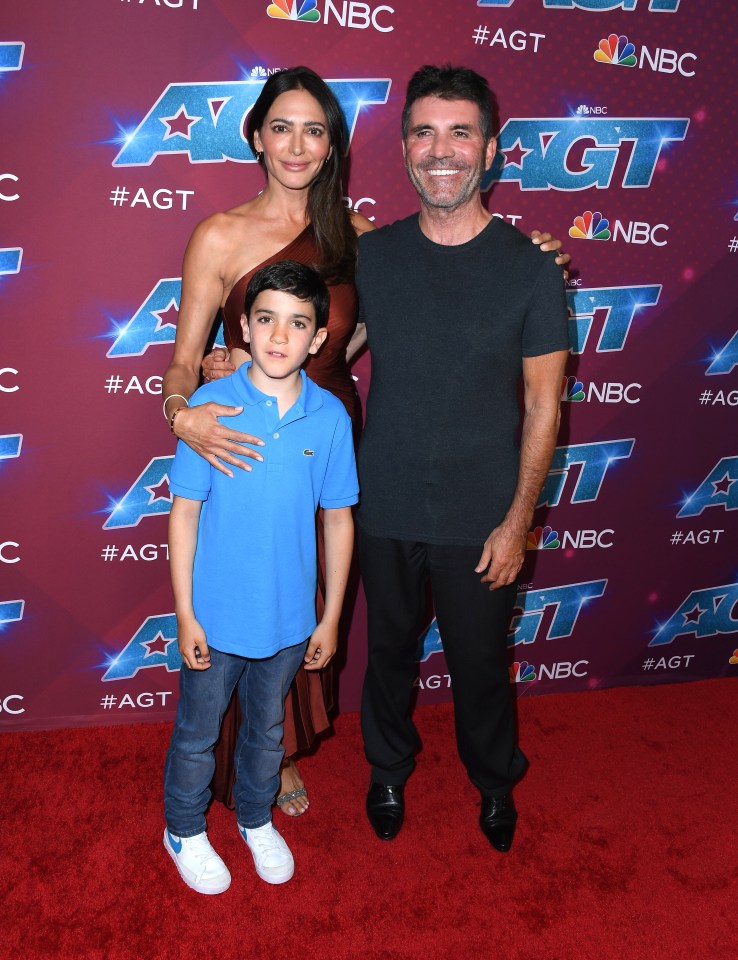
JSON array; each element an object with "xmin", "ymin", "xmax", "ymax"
[
  {"xmin": 239, "ymin": 829, "xmax": 294, "ymax": 885},
  {"xmin": 163, "ymin": 829, "xmax": 232, "ymax": 895}
]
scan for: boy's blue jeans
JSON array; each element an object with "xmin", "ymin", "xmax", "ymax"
[{"xmin": 164, "ymin": 639, "xmax": 308, "ymax": 836}]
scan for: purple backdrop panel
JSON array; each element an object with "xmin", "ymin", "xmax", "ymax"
[{"xmin": 1, "ymin": 0, "xmax": 736, "ymax": 731}]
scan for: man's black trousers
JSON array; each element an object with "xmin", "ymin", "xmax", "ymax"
[{"xmin": 359, "ymin": 531, "xmax": 528, "ymax": 797}]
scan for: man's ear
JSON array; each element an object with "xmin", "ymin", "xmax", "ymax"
[
  {"xmin": 484, "ymin": 136, "xmax": 497, "ymax": 172},
  {"xmin": 240, "ymin": 314, "xmax": 251, "ymax": 344},
  {"xmin": 308, "ymin": 328, "xmax": 328, "ymax": 355}
]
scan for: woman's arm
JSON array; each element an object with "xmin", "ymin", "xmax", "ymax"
[{"xmin": 162, "ymin": 218, "xmax": 264, "ymax": 476}]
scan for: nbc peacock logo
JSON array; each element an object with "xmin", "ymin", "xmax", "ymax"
[
  {"xmin": 267, "ymin": 0, "xmax": 320, "ymax": 22},
  {"xmin": 527, "ymin": 525, "xmax": 560, "ymax": 551},
  {"xmin": 569, "ymin": 211, "xmax": 611, "ymax": 241},
  {"xmin": 561, "ymin": 375, "xmax": 585, "ymax": 403},
  {"xmin": 510, "ymin": 661, "xmax": 537, "ymax": 684},
  {"xmin": 594, "ymin": 34, "xmax": 637, "ymax": 68}
]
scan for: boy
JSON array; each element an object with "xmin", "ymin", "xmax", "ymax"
[{"xmin": 163, "ymin": 260, "xmax": 358, "ymax": 894}]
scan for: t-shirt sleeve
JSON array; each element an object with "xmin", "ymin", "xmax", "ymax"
[
  {"xmin": 320, "ymin": 409, "xmax": 359, "ymax": 509},
  {"xmin": 169, "ymin": 437, "xmax": 211, "ymax": 501},
  {"xmin": 521, "ymin": 254, "xmax": 571, "ymax": 358}
]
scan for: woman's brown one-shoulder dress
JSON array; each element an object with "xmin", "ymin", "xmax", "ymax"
[{"xmin": 209, "ymin": 225, "xmax": 360, "ymax": 807}]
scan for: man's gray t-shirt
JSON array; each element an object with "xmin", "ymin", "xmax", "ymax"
[{"xmin": 356, "ymin": 214, "xmax": 570, "ymax": 545}]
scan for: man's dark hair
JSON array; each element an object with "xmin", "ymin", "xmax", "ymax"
[
  {"xmin": 244, "ymin": 260, "xmax": 329, "ymax": 330},
  {"xmin": 401, "ymin": 64, "xmax": 495, "ymax": 143}
]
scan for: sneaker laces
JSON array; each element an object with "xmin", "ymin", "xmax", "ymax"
[
  {"xmin": 246, "ymin": 825, "xmax": 286, "ymax": 867},
  {"xmin": 182, "ymin": 833, "xmax": 224, "ymax": 877}
]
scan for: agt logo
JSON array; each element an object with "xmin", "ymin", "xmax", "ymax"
[
  {"xmin": 527, "ymin": 525, "xmax": 614, "ymax": 550},
  {"xmin": 567, "ymin": 284, "xmax": 661, "ymax": 354},
  {"xmin": 650, "ymin": 583, "xmax": 738, "ymax": 647},
  {"xmin": 562, "ymin": 376, "xmax": 641, "ymax": 404},
  {"xmin": 0, "ymin": 42, "xmax": 24, "ymax": 71},
  {"xmin": 485, "ymin": 117, "xmax": 689, "ymax": 192},
  {"xmin": 0, "ymin": 600, "xmax": 24, "ymax": 629},
  {"xmin": 102, "ymin": 615, "xmax": 179, "ymax": 680},
  {"xmin": 594, "ymin": 33, "xmax": 697, "ymax": 77},
  {"xmin": 103, "ymin": 457, "xmax": 173, "ymax": 529},
  {"xmin": 509, "ymin": 580, "xmax": 607, "ymax": 646},
  {"xmin": 677, "ymin": 457, "xmax": 738, "ymax": 518},
  {"xmin": 510, "ymin": 660, "xmax": 589, "ymax": 682},
  {"xmin": 706, "ymin": 330, "xmax": 738, "ymax": 376},
  {"xmin": 538, "ymin": 440, "xmax": 635, "ymax": 507},
  {"xmin": 113, "ymin": 78, "xmax": 391, "ymax": 166},
  {"xmin": 120, "ymin": 0, "xmax": 199, "ymax": 7},
  {"xmin": 414, "ymin": 580, "xmax": 606, "ymax": 660},
  {"xmin": 0, "ymin": 248, "xmax": 23, "ymax": 277},
  {"xmin": 477, "ymin": 1, "xmax": 680, "ymax": 9},
  {"xmin": 569, "ymin": 210, "xmax": 669, "ymax": 246},
  {"xmin": 267, "ymin": 0, "xmax": 394, "ymax": 31}
]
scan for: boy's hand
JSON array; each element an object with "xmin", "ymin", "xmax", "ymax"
[
  {"xmin": 177, "ymin": 617, "xmax": 211, "ymax": 670},
  {"xmin": 303, "ymin": 621, "xmax": 338, "ymax": 671}
]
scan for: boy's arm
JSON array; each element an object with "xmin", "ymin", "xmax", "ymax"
[
  {"xmin": 169, "ymin": 494, "xmax": 211, "ymax": 670},
  {"xmin": 303, "ymin": 506, "xmax": 354, "ymax": 671}
]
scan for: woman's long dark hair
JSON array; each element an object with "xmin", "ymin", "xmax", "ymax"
[{"xmin": 246, "ymin": 66, "xmax": 356, "ymax": 282}]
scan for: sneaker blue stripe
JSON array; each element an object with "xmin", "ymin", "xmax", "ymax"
[{"xmin": 167, "ymin": 830, "xmax": 183, "ymax": 854}]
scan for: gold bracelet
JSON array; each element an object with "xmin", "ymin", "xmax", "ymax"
[
  {"xmin": 169, "ymin": 406, "xmax": 187, "ymax": 434},
  {"xmin": 163, "ymin": 394, "xmax": 189, "ymax": 421}
]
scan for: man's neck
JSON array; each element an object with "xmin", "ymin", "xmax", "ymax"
[
  {"xmin": 417, "ymin": 197, "xmax": 492, "ymax": 246},
  {"xmin": 247, "ymin": 364, "xmax": 303, "ymax": 417}
]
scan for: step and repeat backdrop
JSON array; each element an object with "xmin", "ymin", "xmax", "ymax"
[{"xmin": 1, "ymin": 0, "xmax": 736, "ymax": 731}]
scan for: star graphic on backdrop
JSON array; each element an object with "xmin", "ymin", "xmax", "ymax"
[
  {"xmin": 711, "ymin": 472, "xmax": 735, "ymax": 497},
  {"xmin": 682, "ymin": 604, "xmax": 705, "ymax": 626},
  {"xmin": 500, "ymin": 138, "xmax": 532, "ymax": 170},
  {"xmin": 160, "ymin": 107, "xmax": 200, "ymax": 141},
  {"xmin": 152, "ymin": 299, "xmax": 179, "ymax": 334},
  {"xmin": 142, "ymin": 632, "xmax": 173, "ymax": 658},
  {"xmin": 146, "ymin": 475, "xmax": 171, "ymax": 506}
]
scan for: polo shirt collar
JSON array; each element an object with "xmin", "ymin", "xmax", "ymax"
[{"xmin": 231, "ymin": 363, "xmax": 323, "ymax": 415}]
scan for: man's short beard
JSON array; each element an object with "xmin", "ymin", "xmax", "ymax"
[{"xmin": 405, "ymin": 158, "xmax": 485, "ymax": 211}]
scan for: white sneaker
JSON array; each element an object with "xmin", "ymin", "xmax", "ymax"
[
  {"xmin": 239, "ymin": 821, "xmax": 294, "ymax": 884},
  {"xmin": 163, "ymin": 828, "xmax": 231, "ymax": 895}
]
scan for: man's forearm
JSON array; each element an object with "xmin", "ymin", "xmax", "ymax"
[{"xmin": 503, "ymin": 404, "xmax": 560, "ymax": 533}]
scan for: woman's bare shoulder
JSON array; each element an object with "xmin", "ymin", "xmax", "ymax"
[{"xmin": 187, "ymin": 201, "xmax": 260, "ymax": 255}]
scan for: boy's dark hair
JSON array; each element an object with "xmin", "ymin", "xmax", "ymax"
[
  {"xmin": 401, "ymin": 64, "xmax": 495, "ymax": 143},
  {"xmin": 244, "ymin": 260, "xmax": 329, "ymax": 330}
]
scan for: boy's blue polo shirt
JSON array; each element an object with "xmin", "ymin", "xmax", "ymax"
[{"xmin": 169, "ymin": 364, "xmax": 358, "ymax": 659}]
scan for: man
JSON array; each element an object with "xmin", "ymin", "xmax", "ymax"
[{"xmin": 355, "ymin": 65, "xmax": 570, "ymax": 852}]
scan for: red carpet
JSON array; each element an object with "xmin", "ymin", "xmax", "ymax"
[{"xmin": 3, "ymin": 679, "xmax": 735, "ymax": 960}]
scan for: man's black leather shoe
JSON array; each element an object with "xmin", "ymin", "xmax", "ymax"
[
  {"xmin": 479, "ymin": 792, "xmax": 517, "ymax": 853},
  {"xmin": 366, "ymin": 782, "xmax": 404, "ymax": 840}
]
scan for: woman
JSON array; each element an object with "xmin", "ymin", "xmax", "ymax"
[{"xmin": 162, "ymin": 66, "xmax": 567, "ymax": 818}]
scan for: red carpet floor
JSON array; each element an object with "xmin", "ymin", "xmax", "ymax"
[{"xmin": 3, "ymin": 679, "xmax": 735, "ymax": 960}]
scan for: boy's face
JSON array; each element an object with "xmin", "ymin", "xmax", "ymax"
[{"xmin": 241, "ymin": 289, "xmax": 327, "ymax": 381}]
